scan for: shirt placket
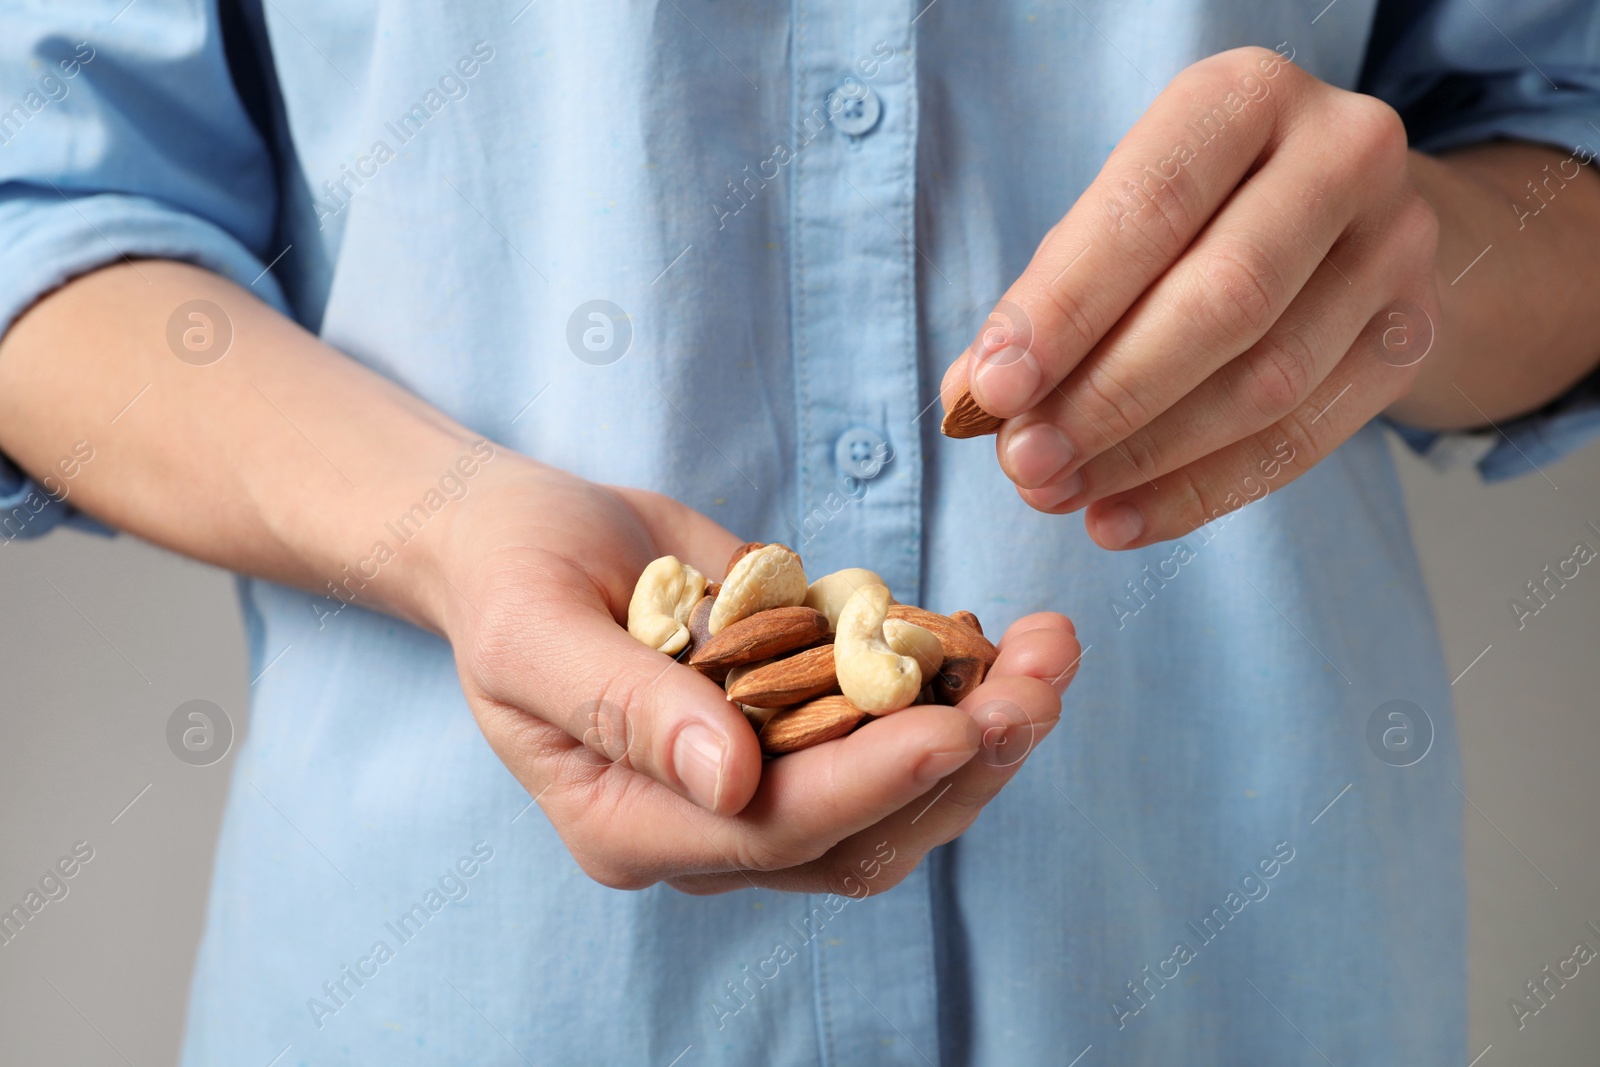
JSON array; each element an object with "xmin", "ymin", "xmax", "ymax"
[{"xmin": 788, "ymin": 3, "xmax": 938, "ymax": 1066}]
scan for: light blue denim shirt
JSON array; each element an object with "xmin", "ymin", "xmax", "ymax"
[{"xmin": 4, "ymin": 1, "xmax": 1600, "ymax": 1064}]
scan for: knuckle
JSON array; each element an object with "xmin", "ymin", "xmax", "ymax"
[
  {"xmin": 822, "ymin": 861, "xmax": 869, "ymax": 900},
  {"xmin": 1117, "ymin": 426, "xmax": 1167, "ymax": 480},
  {"xmin": 574, "ymin": 851, "xmax": 657, "ymax": 892},
  {"xmin": 1015, "ymin": 276, "xmax": 1101, "ymax": 357},
  {"xmin": 1340, "ymin": 93, "xmax": 1409, "ymax": 172},
  {"xmin": 822, "ymin": 858, "xmax": 893, "ymax": 901},
  {"xmin": 1161, "ymin": 465, "xmax": 1215, "ymax": 534},
  {"xmin": 1173, "ymin": 51, "xmax": 1249, "ymax": 99},
  {"xmin": 666, "ymin": 875, "xmax": 737, "ymax": 897},
  {"xmin": 1041, "ymin": 284, "xmax": 1103, "ymax": 356},
  {"xmin": 737, "ymin": 835, "xmax": 826, "ymax": 874},
  {"xmin": 1078, "ymin": 363, "xmax": 1153, "ymax": 440},
  {"xmin": 1267, "ymin": 405, "xmax": 1323, "ymax": 467},
  {"xmin": 582, "ymin": 857, "xmax": 656, "ymax": 895},
  {"xmin": 936, "ymin": 782, "xmax": 989, "ymax": 819},
  {"xmin": 579, "ymin": 675, "xmax": 642, "ymax": 766},
  {"xmin": 1119, "ymin": 170, "xmax": 1196, "ymax": 262},
  {"xmin": 1392, "ymin": 197, "xmax": 1440, "ymax": 273},
  {"xmin": 1239, "ymin": 326, "xmax": 1317, "ymax": 420},
  {"xmin": 1198, "ymin": 240, "xmax": 1282, "ymax": 338}
]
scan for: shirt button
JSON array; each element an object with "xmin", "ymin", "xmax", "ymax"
[
  {"xmin": 836, "ymin": 427, "xmax": 891, "ymax": 481},
  {"xmin": 827, "ymin": 80, "xmax": 881, "ymax": 137}
]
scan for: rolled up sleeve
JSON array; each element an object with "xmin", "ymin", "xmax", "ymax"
[
  {"xmin": 0, "ymin": 1, "xmax": 286, "ymax": 539},
  {"xmin": 1364, "ymin": 0, "xmax": 1600, "ymax": 481}
]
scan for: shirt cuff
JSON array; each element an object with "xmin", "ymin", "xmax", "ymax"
[
  {"xmin": 1386, "ymin": 367, "xmax": 1600, "ymax": 482},
  {"xmin": 0, "ymin": 189, "xmax": 289, "ymax": 542}
]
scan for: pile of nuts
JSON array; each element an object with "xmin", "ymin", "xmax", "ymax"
[{"xmin": 626, "ymin": 542, "xmax": 998, "ymax": 754}]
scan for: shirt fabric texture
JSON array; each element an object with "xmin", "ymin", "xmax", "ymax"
[{"xmin": 3, "ymin": 1, "xmax": 1599, "ymax": 1064}]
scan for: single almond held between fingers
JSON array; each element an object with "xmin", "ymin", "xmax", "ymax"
[
  {"xmin": 950, "ymin": 610, "xmax": 983, "ymax": 636},
  {"xmin": 940, "ymin": 385, "xmax": 1004, "ymax": 439},
  {"xmin": 726, "ymin": 644, "xmax": 839, "ymax": 708},
  {"xmin": 758, "ymin": 695, "xmax": 867, "ymax": 755},
  {"xmin": 886, "ymin": 603, "xmax": 999, "ymax": 705},
  {"xmin": 689, "ymin": 605, "xmax": 830, "ymax": 677}
]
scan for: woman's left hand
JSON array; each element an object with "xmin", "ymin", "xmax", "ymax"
[{"xmin": 943, "ymin": 46, "xmax": 1440, "ymax": 549}]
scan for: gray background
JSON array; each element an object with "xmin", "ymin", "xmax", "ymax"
[{"xmin": 0, "ymin": 433, "xmax": 1596, "ymax": 1065}]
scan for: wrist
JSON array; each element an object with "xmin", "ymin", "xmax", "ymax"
[
  {"xmin": 404, "ymin": 445, "xmax": 547, "ymax": 641},
  {"xmin": 287, "ymin": 435, "xmax": 521, "ymax": 638}
]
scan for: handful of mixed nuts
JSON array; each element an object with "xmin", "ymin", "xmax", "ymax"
[{"xmin": 626, "ymin": 542, "xmax": 998, "ymax": 755}]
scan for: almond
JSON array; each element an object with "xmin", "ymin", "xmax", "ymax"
[
  {"xmin": 758, "ymin": 695, "xmax": 866, "ymax": 754},
  {"xmin": 950, "ymin": 610, "xmax": 983, "ymax": 636},
  {"xmin": 681, "ymin": 595, "xmax": 716, "ymax": 660},
  {"xmin": 886, "ymin": 603, "xmax": 999, "ymax": 704},
  {"xmin": 940, "ymin": 386, "xmax": 1003, "ymax": 439},
  {"xmin": 689, "ymin": 605, "xmax": 830, "ymax": 678},
  {"xmin": 727, "ymin": 645, "xmax": 838, "ymax": 708},
  {"xmin": 739, "ymin": 703, "xmax": 781, "ymax": 729}
]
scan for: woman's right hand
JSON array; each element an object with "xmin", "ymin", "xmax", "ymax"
[{"xmin": 431, "ymin": 454, "xmax": 1082, "ymax": 895}]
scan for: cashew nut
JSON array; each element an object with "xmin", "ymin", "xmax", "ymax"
[
  {"xmin": 883, "ymin": 619, "xmax": 943, "ymax": 680},
  {"xmin": 834, "ymin": 584, "xmax": 921, "ymax": 713},
  {"xmin": 626, "ymin": 555, "xmax": 707, "ymax": 655},
  {"xmin": 709, "ymin": 543, "xmax": 807, "ymax": 634},
  {"xmin": 803, "ymin": 567, "xmax": 889, "ymax": 631}
]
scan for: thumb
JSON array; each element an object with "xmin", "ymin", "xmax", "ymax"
[{"xmin": 499, "ymin": 581, "xmax": 764, "ymax": 817}]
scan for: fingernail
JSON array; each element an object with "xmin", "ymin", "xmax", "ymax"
[
  {"xmin": 1004, "ymin": 423, "xmax": 1076, "ymax": 489},
  {"xmin": 1033, "ymin": 469, "xmax": 1084, "ymax": 510},
  {"xmin": 915, "ymin": 747, "xmax": 976, "ymax": 785},
  {"xmin": 673, "ymin": 723, "xmax": 727, "ymax": 810},
  {"xmin": 969, "ymin": 346, "xmax": 1040, "ymax": 416},
  {"xmin": 1093, "ymin": 502, "xmax": 1145, "ymax": 549}
]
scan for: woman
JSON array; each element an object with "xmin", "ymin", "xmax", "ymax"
[{"xmin": 2, "ymin": 0, "xmax": 1597, "ymax": 1062}]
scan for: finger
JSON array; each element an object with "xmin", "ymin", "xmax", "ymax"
[
  {"xmin": 560, "ymin": 614, "xmax": 1076, "ymax": 894},
  {"xmin": 989, "ymin": 622, "xmax": 1083, "ymax": 694},
  {"xmin": 998, "ymin": 95, "xmax": 1409, "ymax": 491},
  {"xmin": 468, "ymin": 578, "xmax": 764, "ymax": 817},
  {"xmin": 1025, "ymin": 195, "xmax": 1431, "ymax": 510},
  {"xmin": 513, "ymin": 697, "xmax": 979, "ymax": 888},
  {"xmin": 1002, "ymin": 609, "xmax": 1077, "ymax": 640},
  {"xmin": 678, "ymin": 672, "xmax": 1064, "ymax": 896},
  {"xmin": 1080, "ymin": 306, "xmax": 1431, "ymax": 550},
  {"xmin": 957, "ymin": 47, "xmax": 1312, "ymax": 419},
  {"xmin": 472, "ymin": 713, "xmax": 751, "ymax": 891},
  {"xmin": 670, "ymin": 613, "xmax": 1079, "ymax": 895}
]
